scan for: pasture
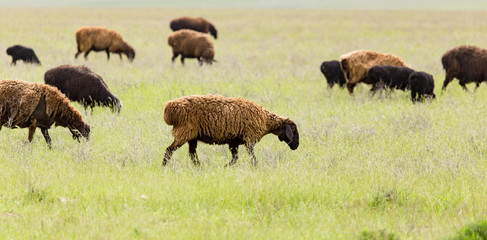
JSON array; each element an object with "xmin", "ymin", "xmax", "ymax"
[{"xmin": 1, "ymin": 8, "xmax": 487, "ymax": 239}]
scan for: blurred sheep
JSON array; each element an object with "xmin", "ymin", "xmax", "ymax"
[
  {"xmin": 6, "ymin": 45, "xmax": 41, "ymax": 65},
  {"xmin": 167, "ymin": 29, "xmax": 215, "ymax": 65},
  {"xmin": 170, "ymin": 16, "xmax": 218, "ymax": 39},
  {"xmin": 340, "ymin": 50, "xmax": 409, "ymax": 94},
  {"xmin": 75, "ymin": 26, "xmax": 135, "ymax": 62}
]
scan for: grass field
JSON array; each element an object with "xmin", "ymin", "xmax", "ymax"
[{"xmin": 1, "ymin": 8, "xmax": 487, "ymax": 239}]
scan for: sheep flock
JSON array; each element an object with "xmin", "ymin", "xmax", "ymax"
[{"xmin": 2, "ymin": 13, "xmax": 486, "ymax": 167}]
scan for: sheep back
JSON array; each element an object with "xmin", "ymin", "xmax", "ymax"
[{"xmin": 164, "ymin": 95, "xmax": 268, "ymax": 144}]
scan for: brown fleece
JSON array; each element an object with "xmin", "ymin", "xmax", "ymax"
[
  {"xmin": 339, "ymin": 50, "xmax": 409, "ymax": 94},
  {"xmin": 167, "ymin": 29, "xmax": 215, "ymax": 64},
  {"xmin": 170, "ymin": 16, "xmax": 217, "ymax": 39},
  {"xmin": 162, "ymin": 95, "xmax": 299, "ymax": 166},
  {"xmin": 0, "ymin": 79, "xmax": 90, "ymax": 146},
  {"xmin": 75, "ymin": 26, "xmax": 135, "ymax": 61}
]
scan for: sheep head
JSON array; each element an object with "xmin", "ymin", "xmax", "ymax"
[
  {"xmin": 125, "ymin": 44, "xmax": 136, "ymax": 62},
  {"xmin": 277, "ymin": 120, "xmax": 299, "ymax": 150},
  {"xmin": 71, "ymin": 122, "xmax": 90, "ymax": 141}
]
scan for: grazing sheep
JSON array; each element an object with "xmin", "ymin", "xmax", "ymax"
[
  {"xmin": 368, "ymin": 65, "xmax": 415, "ymax": 94},
  {"xmin": 44, "ymin": 65, "xmax": 122, "ymax": 113},
  {"xmin": 320, "ymin": 60, "xmax": 346, "ymax": 88},
  {"xmin": 168, "ymin": 29, "xmax": 215, "ymax": 65},
  {"xmin": 340, "ymin": 50, "xmax": 409, "ymax": 94},
  {"xmin": 6, "ymin": 45, "xmax": 41, "ymax": 65},
  {"xmin": 0, "ymin": 79, "xmax": 90, "ymax": 148},
  {"xmin": 170, "ymin": 16, "xmax": 218, "ymax": 39},
  {"xmin": 75, "ymin": 26, "xmax": 135, "ymax": 62},
  {"xmin": 409, "ymin": 71, "xmax": 436, "ymax": 102},
  {"xmin": 162, "ymin": 95, "xmax": 299, "ymax": 166},
  {"xmin": 441, "ymin": 45, "xmax": 487, "ymax": 91}
]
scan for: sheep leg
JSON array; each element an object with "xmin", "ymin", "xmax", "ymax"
[
  {"xmin": 171, "ymin": 53, "xmax": 179, "ymax": 63},
  {"xmin": 118, "ymin": 53, "xmax": 122, "ymax": 60},
  {"xmin": 245, "ymin": 145, "xmax": 257, "ymax": 166},
  {"xmin": 188, "ymin": 139, "xmax": 200, "ymax": 166},
  {"xmin": 106, "ymin": 49, "xmax": 110, "ymax": 59},
  {"xmin": 346, "ymin": 82, "xmax": 356, "ymax": 94},
  {"xmin": 40, "ymin": 128, "xmax": 52, "ymax": 149},
  {"xmin": 28, "ymin": 122, "xmax": 37, "ymax": 142},
  {"xmin": 411, "ymin": 90, "xmax": 417, "ymax": 103},
  {"xmin": 180, "ymin": 56, "xmax": 185, "ymax": 65},
  {"xmin": 442, "ymin": 73, "xmax": 454, "ymax": 90},
  {"xmin": 84, "ymin": 49, "xmax": 91, "ymax": 59},
  {"xmin": 225, "ymin": 144, "xmax": 239, "ymax": 167},
  {"xmin": 11, "ymin": 58, "xmax": 17, "ymax": 66},
  {"xmin": 162, "ymin": 140, "xmax": 185, "ymax": 166}
]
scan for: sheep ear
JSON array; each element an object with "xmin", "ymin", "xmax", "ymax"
[{"xmin": 285, "ymin": 124, "xmax": 293, "ymax": 140}]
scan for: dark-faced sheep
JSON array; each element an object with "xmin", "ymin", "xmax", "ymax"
[
  {"xmin": 368, "ymin": 65, "xmax": 415, "ymax": 94},
  {"xmin": 170, "ymin": 16, "xmax": 218, "ymax": 39},
  {"xmin": 44, "ymin": 65, "xmax": 122, "ymax": 113},
  {"xmin": 339, "ymin": 50, "xmax": 409, "ymax": 94},
  {"xmin": 6, "ymin": 45, "xmax": 41, "ymax": 65},
  {"xmin": 409, "ymin": 71, "xmax": 436, "ymax": 102},
  {"xmin": 168, "ymin": 29, "xmax": 215, "ymax": 65},
  {"xmin": 441, "ymin": 45, "xmax": 487, "ymax": 91},
  {"xmin": 75, "ymin": 26, "xmax": 135, "ymax": 62},
  {"xmin": 162, "ymin": 95, "xmax": 299, "ymax": 166},
  {"xmin": 0, "ymin": 79, "xmax": 90, "ymax": 148},
  {"xmin": 320, "ymin": 60, "xmax": 346, "ymax": 88}
]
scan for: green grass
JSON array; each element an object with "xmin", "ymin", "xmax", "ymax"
[{"xmin": 1, "ymin": 8, "xmax": 487, "ymax": 239}]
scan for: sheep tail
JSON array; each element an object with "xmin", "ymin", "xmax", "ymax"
[{"xmin": 163, "ymin": 100, "xmax": 187, "ymax": 126}]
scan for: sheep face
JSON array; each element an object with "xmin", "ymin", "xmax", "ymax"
[
  {"xmin": 278, "ymin": 121, "xmax": 299, "ymax": 150},
  {"xmin": 126, "ymin": 47, "xmax": 135, "ymax": 62},
  {"xmin": 71, "ymin": 123, "xmax": 90, "ymax": 141}
]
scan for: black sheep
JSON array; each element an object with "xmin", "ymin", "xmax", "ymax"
[
  {"xmin": 368, "ymin": 65, "xmax": 415, "ymax": 94},
  {"xmin": 320, "ymin": 60, "xmax": 346, "ymax": 88},
  {"xmin": 44, "ymin": 65, "xmax": 122, "ymax": 113},
  {"xmin": 409, "ymin": 71, "xmax": 436, "ymax": 102},
  {"xmin": 6, "ymin": 45, "xmax": 41, "ymax": 65}
]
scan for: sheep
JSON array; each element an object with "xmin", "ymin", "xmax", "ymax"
[
  {"xmin": 409, "ymin": 71, "xmax": 436, "ymax": 102},
  {"xmin": 162, "ymin": 95, "xmax": 299, "ymax": 166},
  {"xmin": 0, "ymin": 79, "xmax": 90, "ymax": 148},
  {"xmin": 167, "ymin": 29, "xmax": 215, "ymax": 65},
  {"xmin": 339, "ymin": 50, "xmax": 409, "ymax": 94},
  {"xmin": 75, "ymin": 26, "xmax": 135, "ymax": 62},
  {"xmin": 368, "ymin": 65, "xmax": 415, "ymax": 94},
  {"xmin": 6, "ymin": 45, "xmax": 41, "ymax": 65},
  {"xmin": 44, "ymin": 65, "xmax": 122, "ymax": 113},
  {"xmin": 320, "ymin": 60, "xmax": 346, "ymax": 88},
  {"xmin": 441, "ymin": 45, "xmax": 487, "ymax": 91},
  {"xmin": 170, "ymin": 16, "xmax": 218, "ymax": 39}
]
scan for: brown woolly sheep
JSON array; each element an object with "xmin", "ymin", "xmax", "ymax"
[
  {"xmin": 442, "ymin": 45, "xmax": 487, "ymax": 90},
  {"xmin": 44, "ymin": 65, "xmax": 122, "ymax": 113},
  {"xmin": 0, "ymin": 80, "xmax": 90, "ymax": 148},
  {"xmin": 75, "ymin": 26, "xmax": 135, "ymax": 62},
  {"xmin": 170, "ymin": 16, "xmax": 218, "ymax": 39},
  {"xmin": 162, "ymin": 95, "xmax": 299, "ymax": 166},
  {"xmin": 167, "ymin": 29, "xmax": 216, "ymax": 65},
  {"xmin": 340, "ymin": 50, "xmax": 409, "ymax": 94}
]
